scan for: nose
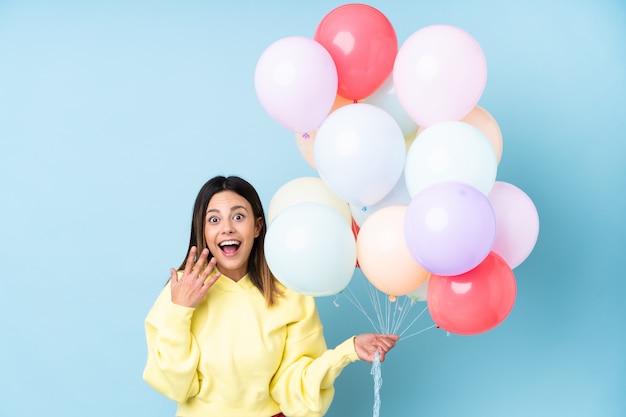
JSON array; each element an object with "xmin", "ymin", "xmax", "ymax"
[{"xmin": 221, "ymin": 218, "xmax": 235, "ymax": 234}]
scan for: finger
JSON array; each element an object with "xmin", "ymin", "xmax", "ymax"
[
  {"xmin": 199, "ymin": 256, "xmax": 217, "ymax": 280},
  {"xmin": 170, "ymin": 268, "xmax": 179, "ymax": 283},
  {"xmin": 184, "ymin": 246, "xmax": 197, "ymax": 275},
  {"xmin": 377, "ymin": 337, "xmax": 397, "ymax": 351},
  {"xmin": 194, "ymin": 248, "xmax": 210, "ymax": 275},
  {"xmin": 203, "ymin": 269, "xmax": 221, "ymax": 288},
  {"xmin": 206, "ymin": 255, "xmax": 218, "ymax": 271}
]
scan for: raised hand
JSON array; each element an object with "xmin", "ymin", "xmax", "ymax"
[
  {"xmin": 170, "ymin": 246, "xmax": 221, "ymax": 308},
  {"xmin": 354, "ymin": 333, "xmax": 400, "ymax": 363}
]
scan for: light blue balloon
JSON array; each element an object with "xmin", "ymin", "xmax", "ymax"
[
  {"xmin": 265, "ymin": 202, "xmax": 357, "ymax": 296},
  {"xmin": 405, "ymin": 120, "xmax": 497, "ymax": 197}
]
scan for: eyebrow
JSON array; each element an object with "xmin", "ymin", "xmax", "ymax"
[{"xmin": 206, "ymin": 205, "xmax": 249, "ymax": 215}]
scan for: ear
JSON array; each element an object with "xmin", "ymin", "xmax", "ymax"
[{"xmin": 254, "ymin": 216, "xmax": 263, "ymax": 238}]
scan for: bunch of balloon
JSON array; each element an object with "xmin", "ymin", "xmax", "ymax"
[
  {"xmin": 255, "ymin": 4, "xmax": 540, "ymax": 337},
  {"xmin": 393, "ymin": 25, "xmax": 540, "ymax": 336}
]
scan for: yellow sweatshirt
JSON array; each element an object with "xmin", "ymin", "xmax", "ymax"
[{"xmin": 143, "ymin": 273, "xmax": 359, "ymax": 417}]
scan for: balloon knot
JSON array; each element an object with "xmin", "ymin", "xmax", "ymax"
[{"xmin": 302, "ymin": 133, "xmax": 310, "ymax": 139}]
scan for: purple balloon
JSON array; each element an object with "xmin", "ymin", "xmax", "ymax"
[{"xmin": 404, "ymin": 181, "xmax": 496, "ymax": 276}]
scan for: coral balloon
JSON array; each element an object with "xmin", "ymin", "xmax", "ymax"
[
  {"xmin": 488, "ymin": 181, "xmax": 540, "ymax": 269},
  {"xmin": 265, "ymin": 202, "xmax": 356, "ymax": 296},
  {"xmin": 357, "ymin": 206, "xmax": 430, "ymax": 297},
  {"xmin": 255, "ymin": 36, "xmax": 337, "ymax": 133},
  {"xmin": 314, "ymin": 4, "xmax": 397, "ymax": 100},
  {"xmin": 394, "ymin": 25, "xmax": 487, "ymax": 127},
  {"xmin": 460, "ymin": 106, "xmax": 503, "ymax": 164},
  {"xmin": 404, "ymin": 182, "xmax": 496, "ymax": 276},
  {"xmin": 267, "ymin": 176, "xmax": 351, "ymax": 226},
  {"xmin": 427, "ymin": 252, "xmax": 517, "ymax": 335}
]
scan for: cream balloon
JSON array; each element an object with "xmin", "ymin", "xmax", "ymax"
[
  {"xmin": 267, "ymin": 177, "xmax": 351, "ymax": 225},
  {"xmin": 356, "ymin": 205, "xmax": 430, "ymax": 297}
]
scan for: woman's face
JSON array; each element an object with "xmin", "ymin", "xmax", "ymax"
[{"xmin": 204, "ymin": 190, "xmax": 262, "ymax": 281}]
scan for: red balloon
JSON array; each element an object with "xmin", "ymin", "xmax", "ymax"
[
  {"xmin": 427, "ymin": 252, "xmax": 516, "ymax": 335},
  {"xmin": 314, "ymin": 4, "xmax": 397, "ymax": 101}
]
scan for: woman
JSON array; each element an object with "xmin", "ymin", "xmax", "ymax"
[{"xmin": 143, "ymin": 175, "xmax": 399, "ymax": 417}]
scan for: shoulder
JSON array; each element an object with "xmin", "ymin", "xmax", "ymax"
[
  {"xmin": 274, "ymin": 283, "xmax": 318, "ymax": 315},
  {"xmin": 276, "ymin": 282, "xmax": 314, "ymax": 302}
]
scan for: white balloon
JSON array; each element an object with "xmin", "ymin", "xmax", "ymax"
[
  {"xmin": 362, "ymin": 75, "xmax": 419, "ymax": 136},
  {"xmin": 406, "ymin": 277, "xmax": 429, "ymax": 302},
  {"xmin": 314, "ymin": 103, "xmax": 406, "ymax": 207},
  {"xmin": 350, "ymin": 172, "xmax": 411, "ymax": 227},
  {"xmin": 405, "ymin": 121, "xmax": 497, "ymax": 197}
]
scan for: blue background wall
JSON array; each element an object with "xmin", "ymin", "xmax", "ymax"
[{"xmin": 1, "ymin": 1, "xmax": 624, "ymax": 416}]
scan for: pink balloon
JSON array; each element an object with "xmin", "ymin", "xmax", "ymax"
[
  {"xmin": 255, "ymin": 36, "xmax": 338, "ymax": 133},
  {"xmin": 428, "ymin": 251, "xmax": 516, "ymax": 335},
  {"xmin": 488, "ymin": 181, "xmax": 540, "ymax": 269},
  {"xmin": 393, "ymin": 25, "xmax": 487, "ymax": 128},
  {"xmin": 404, "ymin": 181, "xmax": 496, "ymax": 276}
]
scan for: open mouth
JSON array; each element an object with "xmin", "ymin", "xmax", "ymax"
[{"xmin": 218, "ymin": 240, "xmax": 241, "ymax": 255}]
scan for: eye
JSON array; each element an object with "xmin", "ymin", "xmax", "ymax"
[
  {"xmin": 207, "ymin": 216, "xmax": 219, "ymax": 224},
  {"xmin": 233, "ymin": 213, "xmax": 244, "ymax": 221}
]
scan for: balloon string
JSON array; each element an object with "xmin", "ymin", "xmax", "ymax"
[
  {"xmin": 371, "ymin": 351, "xmax": 382, "ymax": 417},
  {"xmin": 342, "ymin": 288, "xmax": 383, "ymax": 332},
  {"xmin": 398, "ymin": 305, "xmax": 429, "ymax": 338},
  {"xmin": 400, "ymin": 324, "xmax": 437, "ymax": 340},
  {"xmin": 341, "ymin": 274, "xmax": 436, "ymax": 338}
]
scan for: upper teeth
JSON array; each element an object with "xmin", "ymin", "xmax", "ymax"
[{"xmin": 220, "ymin": 240, "xmax": 240, "ymax": 246}]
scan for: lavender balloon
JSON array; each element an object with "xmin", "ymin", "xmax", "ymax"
[{"xmin": 404, "ymin": 181, "xmax": 496, "ymax": 276}]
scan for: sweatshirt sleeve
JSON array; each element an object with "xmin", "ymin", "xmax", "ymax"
[
  {"xmin": 269, "ymin": 294, "xmax": 359, "ymax": 417},
  {"xmin": 142, "ymin": 281, "xmax": 201, "ymax": 403}
]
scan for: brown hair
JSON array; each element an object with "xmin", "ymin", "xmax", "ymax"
[{"xmin": 178, "ymin": 175, "xmax": 282, "ymax": 306}]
